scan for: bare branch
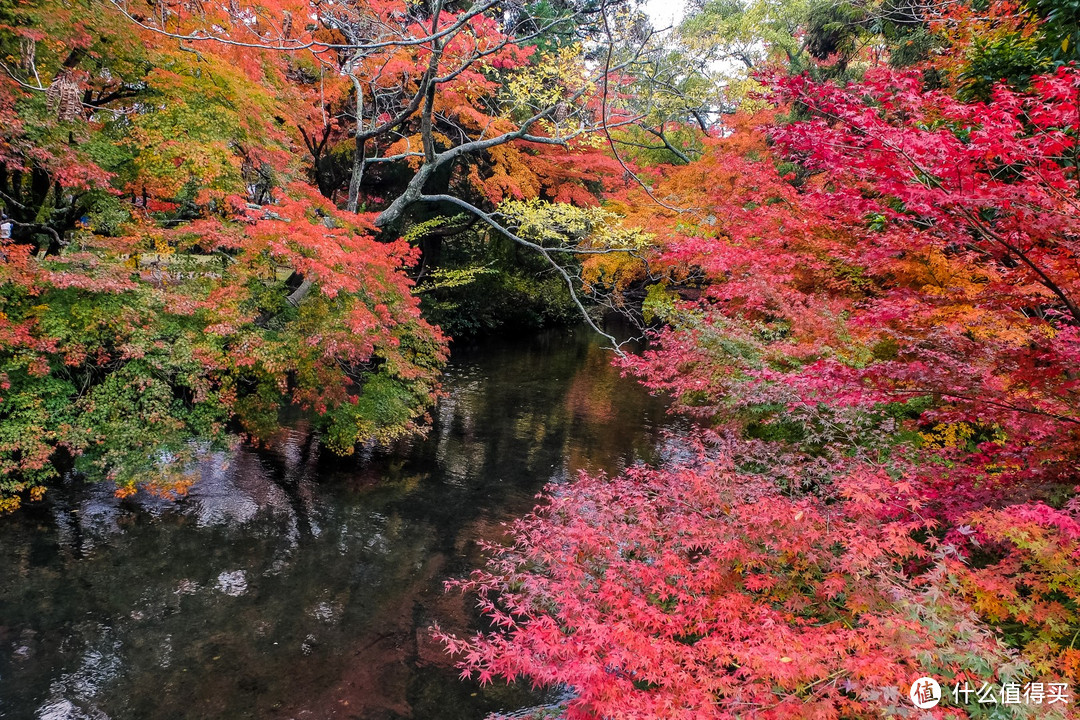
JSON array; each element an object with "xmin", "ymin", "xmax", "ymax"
[{"xmin": 420, "ymin": 193, "xmax": 631, "ymax": 356}]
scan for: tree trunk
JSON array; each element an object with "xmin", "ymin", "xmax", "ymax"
[{"xmin": 347, "ymin": 76, "xmax": 365, "ymax": 213}]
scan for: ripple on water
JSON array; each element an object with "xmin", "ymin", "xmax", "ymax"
[
  {"xmin": 0, "ymin": 327, "xmax": 688, "ymax": 720},
  {"xmin": 214, "ymin": 570, "xmax": 248, "ymax": 597}
]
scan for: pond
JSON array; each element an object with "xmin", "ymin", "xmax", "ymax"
[{"xmin": 0, "ymin": 327, "xmax": 686, "ymax": 720}]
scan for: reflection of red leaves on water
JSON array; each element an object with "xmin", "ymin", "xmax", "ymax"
[
  {"xmin": 272, "ymin": 513, "xmax": 518, "ymax": 719},
  {"xmin": 563, "ymin": 345, "xmax": 617, "ymax": 426},
  {"xmin": 114, "ymin": 474, "xmax": 195, "ymax": 500},
  {"xmin": 272, "ymin": 553, "xmax": 463, "ymax": 719}
]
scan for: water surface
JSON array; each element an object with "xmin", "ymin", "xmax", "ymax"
[{"xmin": 0, "ymin": 328, "xmax": 683, "ymax": 720}]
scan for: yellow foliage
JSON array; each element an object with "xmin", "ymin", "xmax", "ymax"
[
  {"xmin": 482, "ymin": 146, "xmax": 542, "ymax": 201},
  {"xmin": 496, "ymin": 198, "xmax": 653, "ymax": 296},
  {"xmin": 920, "ymin": 421, "xmax": 976, "ymax": 449},
  {"xmin": 504, "ymin": 44, "xmax": 592, "ymax": 113},
  {"xmin": 0, "ymin": 483, "xmax": 46, "ymax": 512},
  {"xmin": 896, "ymin": 249, "xmax": 1039, "ymax": 346},
  {"xmin": 498, "ymin": 198, "xmax": 651, "ymax": 249}
]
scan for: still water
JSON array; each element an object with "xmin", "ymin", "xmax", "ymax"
[{"xmin": 0, "ymin": 329, "xmax": 684, "ymax": 720}]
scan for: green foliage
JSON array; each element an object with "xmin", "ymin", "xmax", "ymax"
[
  {"xmin": 412, "ymin": 265, "xmax": 498, "ymax": 294},
  {"xmin": 681, "ymin": 0, "xmax": 809, "ymax": 69},
  {"xmin": 412, "ymin": 202, "xmax": 649, "ymax": 338},
  {"xmin": 322, "ymin": 372, "xmax": 422, "ymax": 454},
  {"xmin": 67, "ymin": 365, "xmax": 193, "ymax": 480},
  {"xmin": 1028, "ymin": 0, "xmax": 1080, "ymax": 62},
  {"xmin": 0, "ymin": 2, "xmax": 447, "ymax": 508},
  {"xmin": 641, "ymin": 283, "xmax": 678, "ymax": 324},
  {"xmin": 513, "ymin": 0, "xmax": 592, "ymax": 52},
  {"xmin": 958, "ymin": 32, "xmax": 1052, "ymax": 99},
  {"xmin": 887, "ymin": 25, "xmax": 942, "ymax": 69},
  {"xmin": 421, "ymin": 268, "xmax": 578, "ymax": 339},
  {"xmin": 803, "ymin": 0, "xmax": 868, "ymax": 65},
  {"xmin": 612, "ymin": 124, "xmax": 703, "ymax": 166},
  {"xmin": 498, "ymin": 198, "xmax": 652, "ymax": 249},
  {"xmin": 0, "ymin": 370, "xmax": 76, "ymax": 507}
]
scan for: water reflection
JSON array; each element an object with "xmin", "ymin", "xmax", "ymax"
[{"xmin": 0, "ymin": 328, "xmax": 686, "ymax": 720}]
